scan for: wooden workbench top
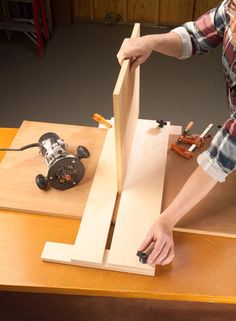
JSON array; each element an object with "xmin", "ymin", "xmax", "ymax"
[{"xmin": 0, "ymin": 127, "xmax": 236, "ymax": 304}]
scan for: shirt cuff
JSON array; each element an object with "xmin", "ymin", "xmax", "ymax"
[
  {"xmin": 197, "ymin": 151, "xmax": 228, "ymax": 182},
  {"xmin": 171, "ymin": 26, "xmax": 192, "ymax": 59}
]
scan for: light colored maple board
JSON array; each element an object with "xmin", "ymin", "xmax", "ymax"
[
  {"xmin": 42, "ymin": 119, "xmax": 170, "ymax": 275},
  {"xmin": 0, "ymin": 120, "xmax": 106, "ymax": 218},
  {"xmin": 113, "ymin": 23, "xmax": 140, "ymax": 194},
  {"xmin": 42, "ymin": 242, "xmax": 154, "ymax": 276},
  {"xmin": 107, "ymin": 120, "xmax": 170, "ymax": 274},
  {"xmin": 71, "ymin": 127, "xmax": 117, "ymax": 265}
]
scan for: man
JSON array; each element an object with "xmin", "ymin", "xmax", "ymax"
[{"xmin": 117, "ymin": 0, "xmax": 236, "ymax": 266}]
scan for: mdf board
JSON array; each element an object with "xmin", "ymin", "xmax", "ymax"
[
  {"xmin": 113, "ymin": 23, "xmax": 140, "ymax": 194},
  {"xmin": 93, "ymin": 0, "xmax": 126, "ymax": 22},
  {"xmin": 159, "ymin": 0, "xmax": 194, "ymax": 25},
  {"xmin": 127, "ymin": 0, "xmax": 159, "ymax": 24},
  {"xmin": 0, "ymin": 120, "xmax": 106, "ymax": 219},
  {"xmin": 194, "ymin": 0, "xmax": 221, "ymax": 19}
]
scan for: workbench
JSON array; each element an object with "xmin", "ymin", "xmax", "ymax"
[{"xmin": 0, "ymin": 127, "xmax": 236, "ymax": 307}]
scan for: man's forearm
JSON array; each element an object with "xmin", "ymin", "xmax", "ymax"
[
  {"xmin": 162, "ymin": 165, "xmax": 218, "ymax": 226},
  {"xmin": 144, "ymin": 32, "xmax": 183, "ymax": 59}
]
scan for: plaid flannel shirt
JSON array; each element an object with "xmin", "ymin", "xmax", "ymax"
[{"xmin": 172, "ymin": 0, "xmax": 236, "ymax": 182}]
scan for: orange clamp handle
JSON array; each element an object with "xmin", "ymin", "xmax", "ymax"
[
  {"xmin": 171, "ymin": 144, "xmax": 193, "ymax": 159},
  {"xmin": 92, "ymin": 113, "xmax": 112, "ymax": 128}
]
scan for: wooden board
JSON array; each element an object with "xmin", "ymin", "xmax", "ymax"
[
  {"xmin": 113, "ymin": 23, "xmax": 140, "ymax": 194},
  {"xmin": 42, "ymin": 243, "xmax": 154, "ymax": 275},
  {"xmin": 71, "ymin": 127, "xmax": 117, "ymax": 265},
  {"xmin": 107, "ymin": 120, "xmax": 170, "ymax": 274},
  {"xmin": 42, "ymin": 119, "xmax": 170, "ymax": 276},
  {"xmin": 0, "ymin": 120, "xmax": 106, "ymax": 219}
]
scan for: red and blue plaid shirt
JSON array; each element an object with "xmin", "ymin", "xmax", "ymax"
[{"xmin": 173, "ymin": 0, "xmax": 236, "ymax": 182}]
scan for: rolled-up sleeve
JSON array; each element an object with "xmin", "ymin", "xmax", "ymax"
[
  {"xmin": 172, "ymin": 1, "xmax": 226, "ymax": 58},
  {"xmin": 171, "ymin": 26, "xmax": 192, "ymax": 59},
  {"xmin": 197, "ymin": 111, "xmax": 236, "ymax": 182}
]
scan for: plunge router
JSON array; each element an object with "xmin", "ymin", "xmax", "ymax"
[{"xmin": 0, "ymin": 132, "xmax": 90, "ymax": 191}]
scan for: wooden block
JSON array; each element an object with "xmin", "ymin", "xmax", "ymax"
[
  {"xmin": 113, "ymin": 23, "xmax": 140, "ymax": 194},
  {"xmin": 107, "ymin": 120, "xmax": 170, "ymax": 275},
  {"xmin": 42, "ymin": 242, "xmax": 154, "ymax": 276},
  {"xmin": 0, "ymin": 120, "xmax": 106, "ymax": 219},
  {"xmin": 71, "ymin": 127, "xmax": 117, "ymax": 265}
]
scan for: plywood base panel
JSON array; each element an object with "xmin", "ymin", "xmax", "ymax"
[{"xmin": 0, "ymin": 120, "xmax": 106, "ymax": 219}]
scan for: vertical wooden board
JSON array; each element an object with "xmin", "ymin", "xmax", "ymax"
[
  {"xmin": 127, "ymin": 0, "xmax": 159, "ymax": 24},
  {"xmin": 73, "ymin": 0, "xmax": 92, "ymax": 20},
  {"xmin": 71, "ymin": 128, "xmax": 117, "ymax": 265},
  {"xmin": 159, "ymin": 0, "xmax": 194, "ymax": 25},
  {"xmin": 107, "ymin": 120, "xmax": 170, "ymax": 274},
  {"xmin": 93, "ymin": 0, "xmax": 126, "ymax": 21},
  {"xmin": 113, "ymin": 23, "xmax": 140, "ymax": 194},
  {"xmin": 194, "ymin": 0, "xmax": 221, "ymax": 19}
]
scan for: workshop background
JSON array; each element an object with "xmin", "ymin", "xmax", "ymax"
[
  {"xmin": 0, "ymin": 0, "xmax": 227, "ymax": 134},
  {"xmin": 1, "ymin": 1, "xmax": 234, "ymax": 321}
]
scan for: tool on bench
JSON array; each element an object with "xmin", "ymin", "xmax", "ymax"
[
  {"xmin": 0, "ymin": 132, "xmax": 90, "ymax": 191},
  {"xmin": 171, "ymin": 122, "xmax": 214, "ymax": 159},
  {"xmin": 92, "ymin": 113, "xmax": 112, "ymax": 128}
]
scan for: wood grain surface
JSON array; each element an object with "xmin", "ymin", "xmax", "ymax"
[
  {"xmin": 159, "ymin": 0, "xmax": 194, "ymax": 25},
  {"xmin": 107, "ymin": 120, "xmax": 170, "ymax": 275},
  {"xmin": 1, "ymin": 129, "xmax": 236, "ymax": 303},
  {"xmin": 93, "ymin": 0, "xmax": 126, "ymax": 21},
  {"xmin": 127, "ymin": 0, "xmax": 159, "ymax": 24},
  {"xmin": 194, "ymin": 0, "xmax": 221, "ymax": 19},
  {"xmin": 0, "ymin": 120, "xmax": 106, "ymax": 218},
  {"xmin": 113, "ymin": 23, "xmax": 140, "ymax": 194},
  {"xmin": 73, "ymin": 0, "xmax": 92, "ymax": 20}
]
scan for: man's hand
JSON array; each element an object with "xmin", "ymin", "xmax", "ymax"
[
  {"xmin": 117, "ymin": 36, "xmax": 154, "ymax": 72},
  {"xmin": 138, "ymin": 216, "xmax": 175, "ymax": 266}
]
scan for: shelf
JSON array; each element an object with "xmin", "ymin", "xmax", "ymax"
[{"xmin": 0, "ymin": 19, "xmax": 35, "ymax": 32}]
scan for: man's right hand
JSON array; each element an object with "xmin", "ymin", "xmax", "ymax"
[
  {"xmin": 138, "ymin": 216, "xmax": 175, "ymax": 266},
  {"xmin": 117, "ymin": 35, "xmax": 154, "ymax": 72}
]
